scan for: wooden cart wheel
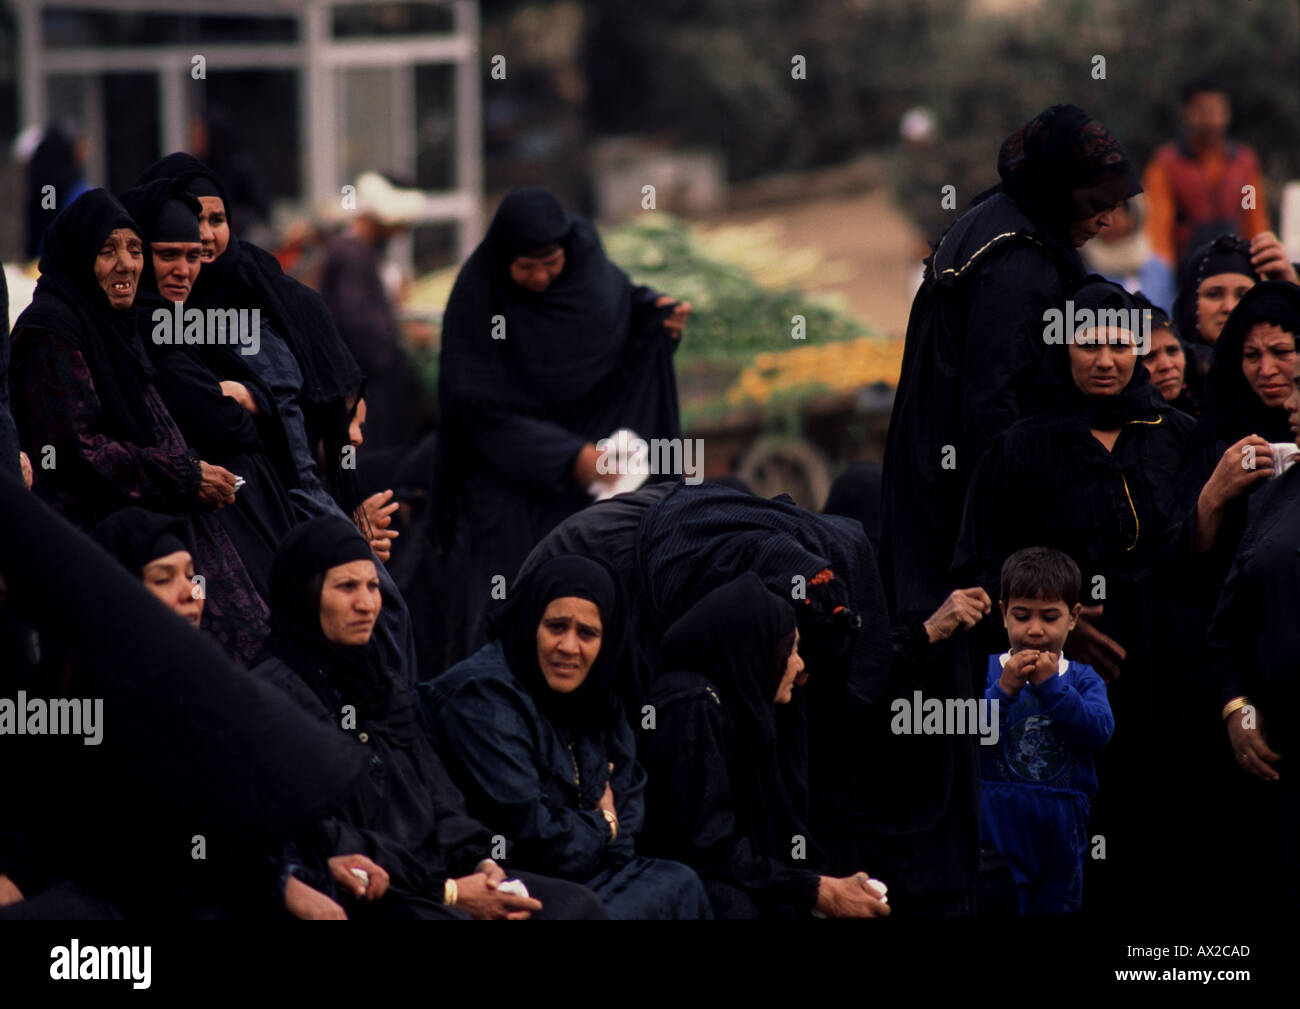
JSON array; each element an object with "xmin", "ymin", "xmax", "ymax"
[{"xmin": 736, "ymin": 436, "xmax": 833, "ymax": 509}]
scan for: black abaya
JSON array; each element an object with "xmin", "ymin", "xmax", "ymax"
[
  {"xmin": 881, "ymin": 105, "xmax": 1140, "ymax": 621},
  {"xmin": 432, "ymin": 188, "xmax": 682, "ymax": 666}
]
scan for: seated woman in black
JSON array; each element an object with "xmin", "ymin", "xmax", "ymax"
[
  {"xmin": 119, "ymin": 178, "xmax": 298, "ymax": 598},
  {"xmin": 640, "ymin": 574, "xmax": 890, "ymax": 919},
  {"xmin": 424, "ymin": 554, "xmax": 712, "ymax": 919},
  {"xmin": 253, "ymin": 517, "xmax": 607, "ymax": 920},
  {"xmin": 8, "ymin": 189, "xmax": 267, "ymax": 665}
]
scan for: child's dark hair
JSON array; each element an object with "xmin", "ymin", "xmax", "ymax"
[{"xmin": 1000, "ymin": 547, "xmax": 1081, "ymax": 608}]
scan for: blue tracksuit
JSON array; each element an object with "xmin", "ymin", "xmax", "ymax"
[{"xmin": 980, "ymin": 653, "xmax": 1114, "ymax": 913}]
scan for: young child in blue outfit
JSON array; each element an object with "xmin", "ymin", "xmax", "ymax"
[{"xmin": 980, "ymin": 547, "xmax": 1114, "ymax": 914}]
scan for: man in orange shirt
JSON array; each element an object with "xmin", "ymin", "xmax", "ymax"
[{"xmin": 1143, "ymin": 77, "xmax": 1270, "ymax": 273}]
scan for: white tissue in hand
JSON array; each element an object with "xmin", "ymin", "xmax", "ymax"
[{"xmin": 497, "ymin": 879, "xmax": 530, "ymax": 898}]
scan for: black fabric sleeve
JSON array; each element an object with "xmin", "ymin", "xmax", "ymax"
[
  {"xmin": 148, "ymin": 349, "xmax": 263, "ymax": 458},
  {"xmin": 647, "ymin": 695, "xmax": 821, "ymax": 915},
  {"xmin": 471, "ymin": 407, "xmax": 589, "ymax": 492},
  {"xmin": 960, "ymin": 244, "xmax": 1060, "ymax": 474}
]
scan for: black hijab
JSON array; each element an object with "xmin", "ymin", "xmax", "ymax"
[
  {"xmin": 265, "ymin": 516, "xmax": 417, "ymax": 746},
  {"xmin": 660, "ymin": 574, "xmax": 796, "ymax": 752},
  {"xmin": 135, "ymin": 152, "xmax": 363, "ymax": 407},
  {"xmin": 118, "ymin": 178, "xmax": 202, "ymax": 304},
  {"xmin": 1133, "ymin": 289, "xmax": 1200, "ymax": 416},
  {"xmin": 0, "ymin": 473, "xmax": 367, "ymax": 844},
  {"xmin": 439, "ymin": 186, "xmax": 644, "ymax": 413},
  {"xmin": 822, "ymin": 461, "xmax": 883, "ymax": 552},
  {"xmin": 11, "ymin": 189, "xmax": 160, "ymax": 446},
  {"xmin": 1172, "ymin": 234, "xmax": 1260, "ymax": 350},
  {"xmin": 658, "ymin": 574, "xmax": 806, "ymax": 855},
  {"xmin": 488, "ymin": 553, "xmax": 626, "ymax": 732},
  {"xmin": 995, "ymin": 104, "xmax": 1141, "ymax": 247},
  {"xmin": 1196, "ymin": 281, "xmax": 1300, "ymax": 446},
  {"xmin": 90, "ymin": 506, "xmax": 192, "ymax": 577},
  {"xmin": 1033, "ymin": 276, "xmax": 1168, "ymax": 430}
]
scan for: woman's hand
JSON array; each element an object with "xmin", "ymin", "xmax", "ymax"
[
  {"xmin": 572, "ymin": 443, "xmax": 601, "ymax": 486},
  {"xmin": 1204, "ymin": 436, "xmax": 1275, "ymax": 505},
  {"xmin": 284, "ymin": 875, "xmax": 348, "ymax": 920},
  {"xmin": 656, "ymin": 295, "xmax": 693, "ymax": 339},
  {"xmin": 19, "ymin": 451, "xmax": 32, "ymax": 490},
  {"xmin": 197, "ymin": 461, "xmax": 238, "ymax": 508},
  {"xmin": 475, "ymin": 859, "xmax": 508, "ymax": 885},
  {"xmin": 1249, "ymin": 231, "xmax": 1300, "ymax": 285},
  {"xmin": 218, "ymin": 380, "xmax": 260, "ymax": 415},
  {"xmin": 1069, "ymin": 606, "xmax": 1126, "ymax": 681},
  {"xmin": 1196, "ymin": 436, "xmax": 1274, "ymax": 550},
  {"xmin": 596, "ymin": 779, "xmax": 616, "ymax": 816},
  {"xmin": 923, "ymin": 587, "xmax": 992, "ymax": 642},
  {"xmin": 454, "ymin": 873, "xmax": 542, "ymax": 920},
  {"xmin": 355, "ymin": 490, "xmax": 399, "ymax": 563},
  {"xmin": 1227, "ymin": 707, "xmax": 1281, "ymax": 781},
  {"xmin": 0, "ymin": 874, "xmax": 24, "ymax": 907},
  {"xmin": 327, "ymin": 853, "xmax": 390, "ymax": 901},
  {"xmin": 814, "ymin": 875, "xmax": 891, "ymax": 918}
]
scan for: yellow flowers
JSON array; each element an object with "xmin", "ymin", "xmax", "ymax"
[{"xmin": 725, "ymin": 337, "xmax": 904, "ymax": 406}]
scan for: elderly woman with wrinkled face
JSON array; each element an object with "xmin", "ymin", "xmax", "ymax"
[{"xmin": 7, "ymin": 189, "xmax": 268, "ymax": 664}]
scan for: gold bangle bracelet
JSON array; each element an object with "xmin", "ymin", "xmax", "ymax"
[
  {"xmin": 444, "ymin": 878, "xmax": 459, "ymax": 906},
  {"xmin": 1221, "ymin": 696, "xmax": 1250, "ymax": 721},
  {"xmin": 602, "ymin": 808, "xmax": 618, "ymax": 842}
]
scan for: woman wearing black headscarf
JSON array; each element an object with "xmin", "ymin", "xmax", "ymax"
[
  {"xmin": 424, "ymin": 553, "xmax": 711, "ymax": 918},
  {"xmin": 135, "ymin": 153, "xmax": 419, "ymax": 686},
  {"xmin": 8, "ymin": 189, "xmax": 269, "ymax": 664},
  {"xmin": 251, "ymin": 517, "xmax": 607, "ymax": 920},
  {"xmin": 119, "ymin": 177, "xmax": 298, "ymax": 598},
  {"xmin": 0, "ymin": 474, "xmax": 368, "ymax": 919},
  {"xmin": 822, "ymin": 460, "xmax": 883, "ymax": 553},
  {"xmin": 1205, "ymin": 390, "xmax": 1300, "ymax": 913},
  {"xmin": 432, "ymin": 187, "xmax": 690, "ymax": 666},
  {"xmin": 134, "ymin": 153, "xmax": 368, "ymax": 523},
  {"xmin": 640, "ymin": 574, "xmax": 890, "ymax": 919},
  {"xmin": 508, "ymin": 481, "xmax": 911, "ymax": 888},
  {"xmin": 91, "ymin": 505, "xmax": 204, "ymax": 627},
  {"xmin": 1134, "ymin": 292, "xmax": 1199, "ymax": 417},
  {"xmin": 1172, "ymin": 235, "xmax": 1262, "ymax": 398},
  {"xmin": 1177, "ymin": 283, "xmax": 1300, "ymax": 572},
  {"xmin": 883, "ymin": 104, "xmax": 1141, "ymax": 625},
  {"xmin": 952, "ymin": 278, "xmax": 1217, "ymax": 910}
]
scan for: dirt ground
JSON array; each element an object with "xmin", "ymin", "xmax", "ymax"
[{"xmin": 699, "ymin": 184, "xmax": 926, "ymax": 342}]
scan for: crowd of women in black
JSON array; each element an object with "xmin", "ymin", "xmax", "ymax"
[{"xmin": 1, "ymin": 100, "xmax": 1297, "ymax": 920}]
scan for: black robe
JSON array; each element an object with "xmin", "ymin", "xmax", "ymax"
[
  {"xmin": 882, "ymin": 105, "xmax": 1140, "ymax": 622},
  {"xmin": 639, "ymin": 575, "xmax": 823, "ymax": 918},
  {"xmin": 119, "ymin": 177, "xmax": 299, "ymax": 598},
  {"xmin": 881, "ymin": 192, "xmax": 1087, "ymax": 620},
  {"xmin": 513, "ymin": 481, "xmax": 895, "ymax": 884},
  {"xmin": 0, "ymin": 474, "xmax": 367, "ymax": 918},
  {"xmin": 432, "ymin": 188, "xmax": 680, "ymax": 667},
  {"xmin": 253, "ymin": 517, "xmax": 606, "ymax": 920},
  {"xmin": 1205, "ymin": 463, "xmax": 1300, "ymax": 910}
]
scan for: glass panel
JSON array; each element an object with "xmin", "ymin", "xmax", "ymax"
[
  {"xmin": 42, "ymin": 9, "xmax": 297, "ymax": 48},
  {"xmin": 414, "ymin": 62, "xmax": 455, "ymax": 191}
]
